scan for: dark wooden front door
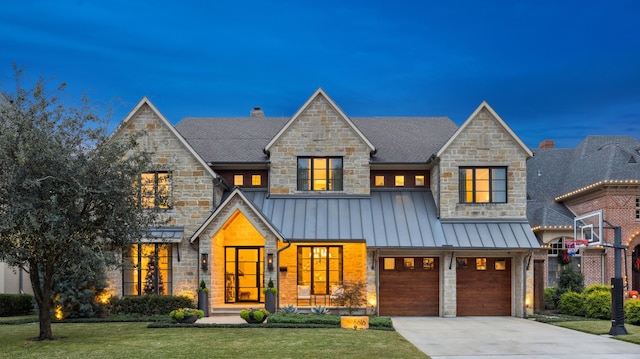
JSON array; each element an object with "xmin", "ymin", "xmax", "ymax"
[
  {"xmin": 379, "ymin": 257, "xmax": 439, "ymax": 316},
  {"xmin": 456, "ymin": 257, "xmax": 511, "ymax": 316}
]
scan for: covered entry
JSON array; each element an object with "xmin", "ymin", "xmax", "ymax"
[
  {"xmin": 456, "ymin": 257, "xmax": 511, "ymax": 316},
  {"xmin": 379, "ymin": 256, "xmax": 439, "ymax": 316}
]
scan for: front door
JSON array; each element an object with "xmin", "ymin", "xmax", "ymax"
[{"xmin": 225, "ymin": 247, "xmax": 263, "ymax": 303}]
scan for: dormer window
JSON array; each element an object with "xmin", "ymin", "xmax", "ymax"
[
  {"xmin": 297, "ymin": 157, "xmax": 343, "ymax": 191},
  {"xmin": 459, "ymin": 167, "xmax": 507, "ymax": 203}
]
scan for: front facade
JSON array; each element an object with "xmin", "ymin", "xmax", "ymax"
[
  {"xmin": 527, "ymin": 137, "xmax": 640, "ymax": 311},
  {"xmin": 106, "ymin": 89, "xmax": 539, "ymax": 317}
]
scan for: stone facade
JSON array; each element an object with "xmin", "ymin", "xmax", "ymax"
[
  {"xmin": 437, "ymin": 107, "xmax": 528, "ymax": 219},
  {"xmin": 268, "ymin": 95, "xmax": 371, "ymax": 196}
]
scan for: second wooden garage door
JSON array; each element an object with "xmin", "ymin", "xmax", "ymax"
[
  {"xmin": 379, "ymin": 257, "xmax": 439, "ymax": 316},
  {"xmin": 456, "ymin": 257, "xmax": 511, "ymax": 316}
]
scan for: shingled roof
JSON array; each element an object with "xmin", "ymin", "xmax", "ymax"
[
  {"xmin": 175, "ymin": 116, "xmax": 458, "ymax": 164},
  {"xmin": 526, "ymin": 135, "xmax": 640, "ymax": 229}
]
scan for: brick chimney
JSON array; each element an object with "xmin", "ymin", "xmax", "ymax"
[
  {"xmin": 250, "ymin": 106, "xmax": 264, "ymax": 118},
  {"xmin": 539, "ymin": 139, "xmax": 554, "ymax": 149}
]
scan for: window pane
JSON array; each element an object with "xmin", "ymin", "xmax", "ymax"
[
  {"xmin": 415, "ymin": 175, "xmax": 425, "ymax": 187},
  {"xmin": 156, "ymin": 173, "xmax": 170, "ymax": 209},
  {"xmin": 140, "ymin": 173, "xmax": 156, "ymax": 208},
  {"xmin": 375, "ymin": 175, "xmax": 385, "ymax": 187},
  {"xmin": 383, "ymin": 258, "xmax": 395, "ymax": 270},
  {"xmin": 313, "ymin": 158, "xmax": 327, "ymax": 190},
  {"xmin": 395, "ymin": 175, "xmax": 405, "ymax": 187},
  {"xmin": 475, "ymin": 169, "xmax": 490, "ymax": 203},
  {"xmin": 404, "ymin": 258, "xmax": 414, "ymax": 269},
  {"xmin": 251, "ymin": 175, "xmax": 261, "ymax": 186},
  {"xmin": 297, "ymin": 158, "xmax": 311, "ymax": 190},
  {"xmin": 491, "ymin": 168, "xmax": 506, "ymax": 203},
  {"xmin": 423, "ymin": 258, "xmax": 434, "ymax": 270},
  {"xmin": 329, "ymin": 158, "xmax": 342, "ymax": 191},
  {"xmin": 476, "ymin": 258, "xmax": 487, "ymax": 270},
  {"xmin": 234, "ymin": 175, "xmax": 244, "ymax": 186}
]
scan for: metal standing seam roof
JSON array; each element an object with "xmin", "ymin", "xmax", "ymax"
[
  {"xmin": 141, "ymin": 226, "xmax": 184, "ymax": 243},
  {"xmin": 242, "ymin": 189, "xmax": 538, "ymax": 249}
]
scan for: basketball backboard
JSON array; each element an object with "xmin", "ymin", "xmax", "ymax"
[{"xmin": 574, "ymin": 210, "xmax": 603, "ymax": 246}]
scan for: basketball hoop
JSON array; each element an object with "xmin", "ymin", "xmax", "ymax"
[{"xmin": 566, "ymin": 239, "xmax": 588, "ymax": 257}]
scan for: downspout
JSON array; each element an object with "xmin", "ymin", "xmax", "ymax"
[
  {"xmin": 276, "ymin": 240, "xmax": 292, "ymax": 310},
  {"xmin": 523, "ymin": 250, "xmax": 533, "ymax": 317}
]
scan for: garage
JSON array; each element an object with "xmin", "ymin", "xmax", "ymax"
[
  {"xmin": 379, "ymin": 257, "xmax": 439, "ymax": 316},
  {"xmin": 456, "ymin": 257, "xmax": 511, "ymax": 316}
]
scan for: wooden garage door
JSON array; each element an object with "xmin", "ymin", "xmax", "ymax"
[
  {"xmin": 379, "ymin": 257, "xmax": 439, "ymax": 316},
  {"xmin": 456, "ymin": 257, "xmax": 511, "ymax": 316}
]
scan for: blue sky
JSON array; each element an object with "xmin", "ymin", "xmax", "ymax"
[{"xmin": 1, "ymin": 1, "xmax": 639, "ymax": 149}]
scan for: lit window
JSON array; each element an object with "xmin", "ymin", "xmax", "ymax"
[
  {"xmin": 251, "ymin": 175, "xmax": 261, "ymax": 186},
  {"xmin": 297, "ymin": 246, "xmax": 342, "ymax": 295},
  {"xmin": 404, "ymin": 258, "xmax": 414, "ymax": 269},
  {"xmin": 636, "ymin": 197, "xmax": 640, "ymax": 221},
  {"xmin": 415, "ymin": 175, "xmax": 425, "ymax": 187},
  {"xmin": 476, "ymin": 258, "xmax": 487, "ymax": 270},
  {"xmin": 395, "ymin": 176, "xmax": 405, "ymax": 187},
  {"xmin": 383, "ymin": 258, "xmax": 395, "ymax": 270},
  {"xmin": 123, "ymin": 243, "xmax": 172, "ymax": 295},
  {"xmin": 297, "ymin": 157, "xmax": 343, "ymax": 191},
  {"xmin": 459, "ymin": 167, "xmax": 507, "ymax": 203},
  {"xmin": 423, "ymin": 258, "xmax": 435, "ymax": 270},
  {"xmin": 375, "ymin": 175, "xmax": 385, "ymax": 187},
  {"xmin": 139, "ymin": 172, "xmax": 171, "ymax": 209},
  {"xmin": 234, "ymin": 175, "xmax": 244, "ymax": 186},
  {"xmin": 495, "ymin": 259, "xmax": 506, "ymax": 270}
]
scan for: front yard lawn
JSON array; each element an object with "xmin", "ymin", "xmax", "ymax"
[
  {"xmin": 0, "ymin": 322, "xmax": 428, "ymax": 359},
  {"xmin": 532, "ymin": 313, "xmax": 640, "ymax": 345}
]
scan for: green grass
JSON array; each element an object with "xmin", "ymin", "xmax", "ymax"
[
  {"xmin": 532, "ymin": 313, "xmax": 640, "ymax": 345},
  {"xmin": 0, "ymin": 322, "xmax": 429, "ymax": 359}
]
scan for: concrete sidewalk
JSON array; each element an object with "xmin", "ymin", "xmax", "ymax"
[{"xmin": 391, "ymin": 316, "xmax": 640, "ymax": 359}]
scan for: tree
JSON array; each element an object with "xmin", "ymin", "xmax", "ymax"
[{"xmin": 0, "ymin": 66, "xmax": 157, "ymax": 340}]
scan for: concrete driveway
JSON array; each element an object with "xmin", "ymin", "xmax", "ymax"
[{"xmin": 391, "ymin": 317, "xmax": 640, "ymax": 359}]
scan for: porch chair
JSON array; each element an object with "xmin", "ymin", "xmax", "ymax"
[
  {"xmin": 297, "ymin": 285, "xmax": 311, "ymax": 306},
  {"xmin": 329, "ymin": 285, "xmax": 344, "ymax": 306}
]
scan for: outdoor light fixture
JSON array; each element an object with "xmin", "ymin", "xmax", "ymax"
[
  {"xmin": 201, "ymin": 253, "xmax": 208, "ymax": 271},
  {"xmin": 267, "ymin": 253, "xmax": 274, "ymax": 271}
]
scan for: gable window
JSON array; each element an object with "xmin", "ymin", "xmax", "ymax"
[
  {"xmin": 140, "ymin": 172, "xmax": 171, "ymax": 209},
  {"xmin": 122, "ymin": 243, "xmax": 172, "ymax": 295},
  {"xmin": 459, "ymin": 167, "xmax": 507, "ymax": 203},
  {"xmin": 297, "ymin": 157, "xmax": 343, "ymax": 191},
  {"xmin": 297, "ymin": 246, "xmax": 343, "ymax": 295}
]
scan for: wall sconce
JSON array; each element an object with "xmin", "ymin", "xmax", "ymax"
[
  {"xmin": 267, "ymin": 253, "xmax": 274, "ymax": 271},
  {"xmin": 201, "ymin": 253, "xmax": 208, "ymax": 272}
]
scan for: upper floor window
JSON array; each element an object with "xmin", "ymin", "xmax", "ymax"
[
  {"xmin": 234, "ymin": 175, "xmax": 244, "ymax": 186},
  {"xmin": 636, "ymin": 196, "xmax": 640, "ymax": 221},
  {"xmin": 140, "ymin": 172, "xmax": 171, "ymax": 209},
  {"xmin": 374, "ymin": 175, "xmax": 385, "ymax": 187},
  {"xmin": 415, "ymin": 175, "xmax": 425, "ymax": 187},
  {"xmin": 297, "ymin": 157, "xmax": 343, "ymax": 191},
  {"xmin": 395, "ymin": 175, "xmax": 405, "ymax": 187},
  {"xmin": 252, "ymin": 174, "xmax": 262, "ymax": 186},
  {"xmin": 459, "ymin": 167, "xmax": 506, "ymax": 203}
]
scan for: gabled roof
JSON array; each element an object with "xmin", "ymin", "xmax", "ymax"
[
  {"xmin": 436, "ymin": 101, "xmax": 533, "ymax": 158},
  {"xmin": 189, "ymin": 187, "xmax": 284, "ymax": 243},
  {"xmin": 115, "ymin": 97, "xmax": 218, "ymax": 179},
  {"xmin": 263, "ymin": 88, "xmax": 376, "ymax": 154}
]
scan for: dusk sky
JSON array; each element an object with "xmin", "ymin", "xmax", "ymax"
[{"xmin": 1, "ymin": 1, "xmax": 639, "ymax": 149}]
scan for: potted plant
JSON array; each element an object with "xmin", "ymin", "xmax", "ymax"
[
  {"xmin": 198, "ymin": 279, "xmax": 209, "ymax": 317},
  {"xmin": 263, "ymin": 278, "xmax": 277, "ymax": 313},
  {"xmin": 169, "ymin": 307, "xmax": 204, "ymax": 324},
  {"xmin": 239, "ymin": 308, "xmax": 269, "ymax": 324}
]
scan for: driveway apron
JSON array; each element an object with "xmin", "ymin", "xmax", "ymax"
[{"xmin": 391, "ymin": 316, "xmax": 640, "ymax": 359}]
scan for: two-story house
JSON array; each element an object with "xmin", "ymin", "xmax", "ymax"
[
  {"xmin": 108, "ymin": 89, "xmax": 539, "ymax": 317},
  {"xmin": 527, "ymin": 137, "xmax": 640, "ymax": 311}
]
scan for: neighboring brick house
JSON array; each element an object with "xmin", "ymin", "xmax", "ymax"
[
  {"xmin": 527, "ymin": 136, "xmax": 640, "ymax": 311},
  {"xmin": 107, "ymin": 89, "xmax": 539, "ymax": 317}
]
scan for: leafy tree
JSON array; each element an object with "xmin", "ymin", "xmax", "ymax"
[{"xmin": 0, "ymin": 66, "xmax": 157, "ymax": 340}]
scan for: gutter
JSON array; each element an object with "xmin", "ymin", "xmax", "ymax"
[{"xmin": 276, "ymin": 240, "xmax": 292, "ymax": 310}]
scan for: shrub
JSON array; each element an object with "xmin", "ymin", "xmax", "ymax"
[
  {"xmin": 558, "ymin": 291, "xmax": 584, "ymax": 316},
  {"xmin": 169, "ymin": 308, "xmax": 204, "ymax": 322},
  {"xmin": 544, "ymin": 287, "xmax": 557, "ymax": 310},
  {"xmin": 625, "ymin": 300, "xmax": 640, "ymax": 325},
  {"xmin": 109, "ymin": 295, "xmax": 194, "ymax": 315},
  {"xmin": 278, "ymin": 304, "xmax": 299, "ymax": 314},
  {"xmin": 0, "ymin": 294, "xmax": 34, "ymax": 317},
  {"xmin": 583, "ymin": 284, "xmax": 610, "ymax": 296},
  {"xmin": 583, "ymin": 290, "xmax": 611, "ymax": 319},
  {"xmin": 331, "ymin": 281, "xmax": 367, "ymax": 315},
  {"xmin": 311, "ymin": 306, "xmax": 330, "ymax": 315},
  {"xmin": 553, "ymin": 265, "xmax": 584, "ymax": 306}
]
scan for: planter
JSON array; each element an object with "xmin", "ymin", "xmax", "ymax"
[
  {"xmin": 265, "ymin": 290, "xmax": 276, "ymax": 313},
  {"xmin": 245, "ymin": 312, "xmax": 267, "ymax": 324},
  {"xmin": 198, "ymin": 291, "xmax": 209, "ymax": 317},
  {"xmin": 340, "ymin": 316, "xmax": 369, "ymax": 330},
  {"xmin": 179, "ymin": 315, "xmax": 198, "ymax": 324}
]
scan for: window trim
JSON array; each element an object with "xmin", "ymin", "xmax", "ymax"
[
  {"xmin": 297, "ymin": 157, "xmax": 343, "ymax": 191},
  {"xmin": 459, "ymin": 166, "xmax": 507, "ymax": 204}
]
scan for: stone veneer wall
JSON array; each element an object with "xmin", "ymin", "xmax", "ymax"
[
  {"xmin": 438, "ymin": 108, "xmax": 528, "ymax": 219},
  {"xmin": 268, "ymin": 95, "xmax": 371, "ymax": 196},
  {"xmin": 107, "ymin": 104, "xmax": 220, "ymax": 300}
]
